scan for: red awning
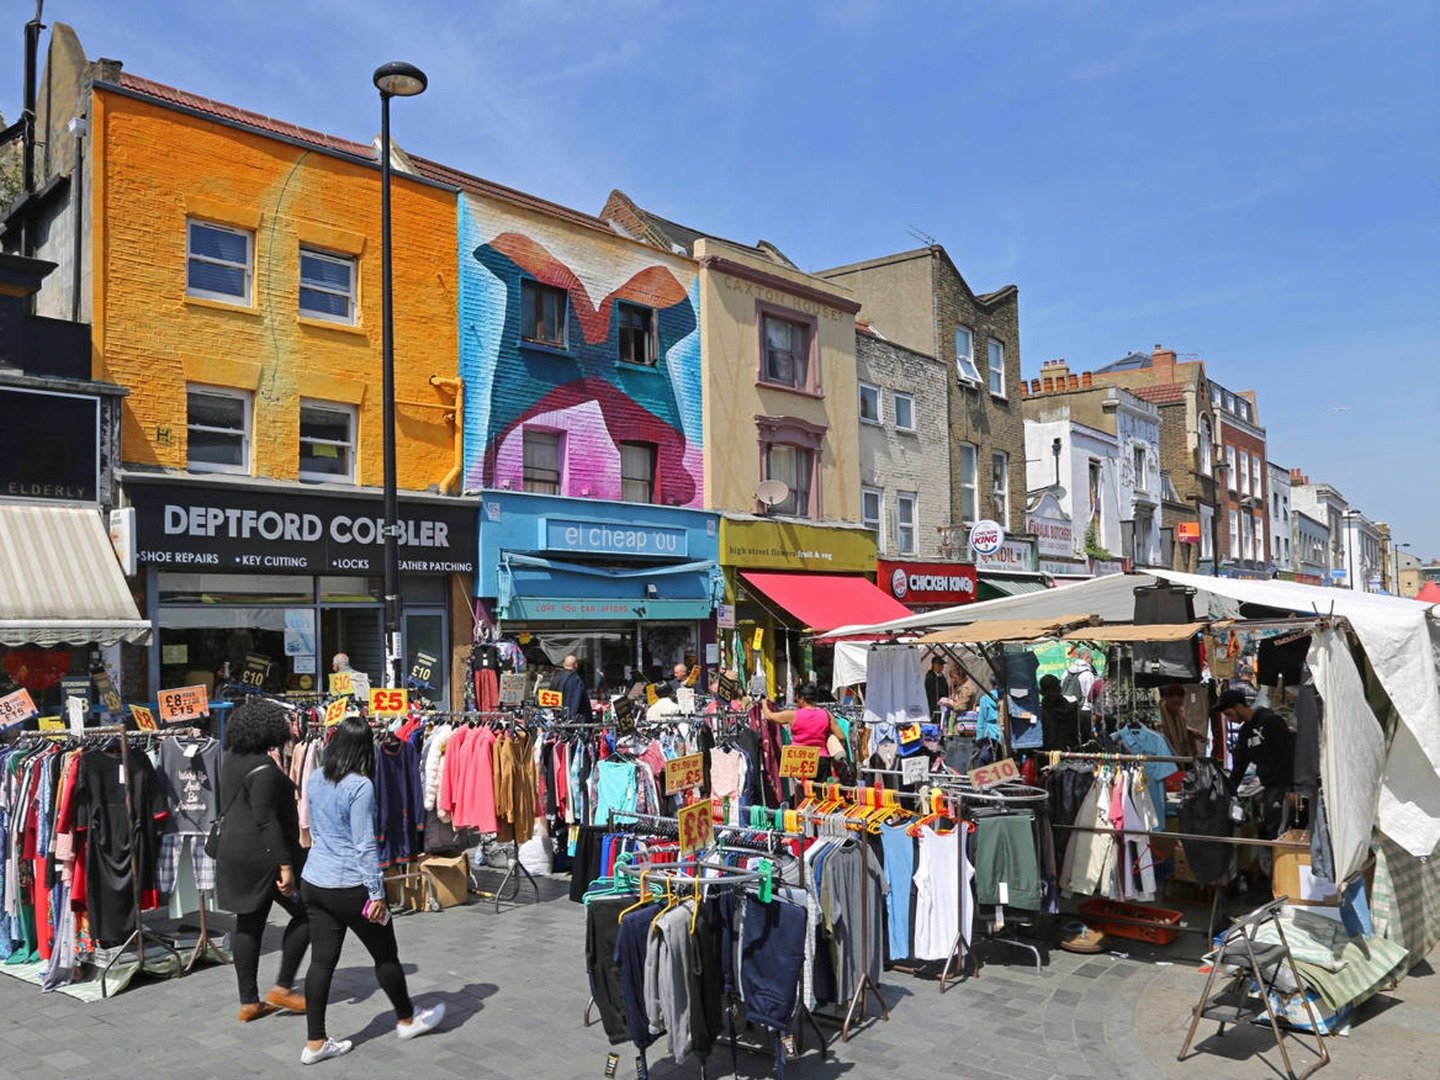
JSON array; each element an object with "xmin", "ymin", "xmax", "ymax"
[
  {"xmin": 740, "ymin": 571, "xmax": 912, "ymax": 633},
  {"xmin": 1416, "ymin": 582, "xmax": 1440, "ymax": 604}
]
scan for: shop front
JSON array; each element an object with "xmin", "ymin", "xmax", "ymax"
[
  {"xmin": 876, "ymin": 558, "xmax": 977, "ymax": 612},
  {"xmin": 125, "ymin": 474, "xmax": 475, "ymax": 706},
  {"xmin": 477, "ymin": 492, "xmax": 721, "ymax": 693},
  {"xmin": 972, "ymin": 536, "xmax": 1048, "ymax": 600},
  {"xmin": 718, "ymin": 514, "xmax": 897, "ymax": 697}
]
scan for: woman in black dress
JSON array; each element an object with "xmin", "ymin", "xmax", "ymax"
[{"xmin": 215, "ymin": 699, "xmax": 310, "ymax": 1022}]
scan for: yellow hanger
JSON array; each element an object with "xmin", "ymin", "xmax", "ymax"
[
  {"xmin": 617, "ymin": 869, "xmax": 654, "ymax": 923},
  {"xmin": 650, "ymin": 872, "xmax": 680, "ymax": 930},
  {"xmin": 689, "ymin": 876, "xmax": 703, "ymax": 935}
]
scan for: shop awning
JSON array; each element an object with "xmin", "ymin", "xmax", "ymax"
[
  {"xmin": 740, "ymin": 571, "xmax": 911, "ymax": 633},
  {"xmin": 979, "ymin": 576, "xmax": 1051, "ymax": 600},
  {"xmin": 0, "ymin": 504, "xmax": 150, "ymax": 647}
]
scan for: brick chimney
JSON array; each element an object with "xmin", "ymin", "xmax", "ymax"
[
  {"xmin": 1030, "ymin": 378, "xmax": 1041, "ymax": 395},
  {"xmin": 1151, "ymin": 344, "xmax": 1177, "ymax": 379},
  {"xmin": 1041, "ymin": 358, "xmax": 1071, "ymax": 384},
  {"xmin": 1289, "ymin": 468, "xmax": 1309, "ymax": 485}
]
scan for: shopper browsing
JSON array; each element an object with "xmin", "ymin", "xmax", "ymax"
[
  {"xmin": 299, "ymin": 717, "xmax": 445, "ymax": 1065},
  {"xmin": 215, "ymin": 698, "xmax": 310, "ymax": 1023},
  {"xmin": 761, "ymin": 683, "xmax": 847, "ymax": 780}
]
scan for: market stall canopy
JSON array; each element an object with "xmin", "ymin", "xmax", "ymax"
[
  {"xmin": 915, "ymin": 615, "xmax": 1097, "ymax": 645},
  {"xmin": 0, "ymin": 505, "xmax": 150, "ymax": 647},
  {"xmin": 739, "ymin": 570, "xmax": 912, "ymax": 633},
  {"xmin": 1059, "ymin": 621, "xmax": 1214, "ymax": 643}
]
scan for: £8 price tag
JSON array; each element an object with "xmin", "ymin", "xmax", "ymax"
[{"xmin": 368, "ymin": 688, "xmax": 409, "ymax": 716}]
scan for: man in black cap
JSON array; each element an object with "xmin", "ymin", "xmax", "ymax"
[{"xmin": 1218, "ymin": 686, "xmax": 1295, "ymax": 847}]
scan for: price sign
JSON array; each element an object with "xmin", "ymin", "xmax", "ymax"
[
  {"xmin": 93, "ymin": 669, "xmax": 123, "ymax": 713},
  {"xmin": 368, "ymin": 687, "xmax": 409, "ymax": 716},
  {"xmin": 324, "ymin": 698, "xmax": 348, "ymax": 726},
  {"xmin": 409, "ymin": 650, "xmax": 439, "ymax": 686},
  {"xmin": 498, "ymin": 673, "xmax": 527, "ymax": 706},
  {"xmin": 901, "ymin": 753, "xmax": 931, "ymax": 785},
  {"xmin": 240, "ymin": 653, "xmax": 271, "ymax": 691},
  {"xmin": 130, "ymin": 704, "xmax": 158, "ymax": 732},
  {"xmin": 610, "ymin": 693, "xmax": 637, "ymax": 734},
  {"xmin": 664, "ymin": 753, "xmax": 705, "ymax": 793},
  {"xmin": 157, "ymin": 685, "xmax": 210, "ymax": 724},
  {"xmin": 60, "ymin": 676, "xmax": 92, "ymax": 709},
  {"xmin": 536, "ymin": 688, "xmax": 563, "ymax": 708},
  {"xmin": 967, "ymin": 757, "xmax": 1020, "ymax": 791},
  {"xmin": 751, "ymin": 627, "xmax": 764, "ymax": 652},
  {"xmin": 780, "ymin": 744, "xmax": 821, "ymax": 779},
  {"xmin": 0, "ymin": 688, "xmax": 39, "ymax": 730},
  {"xmin": 328, "ymin": 671, "xmax": 355, "ymax": 697},
  {"xmin": 37, "ymin": 716, "xmax": 66, "ymax": 732},
  {"xmin": 677, "ymin": 801, "xmax": 712, "ymax": 857},
  {"xmin": 715, "ymin": 673, "xmax": 741, "ymax": 702}
]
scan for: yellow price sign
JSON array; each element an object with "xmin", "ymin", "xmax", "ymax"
[
  {"xmin": 130, "ymin": 704, "xmax": 158, "ymax": 732},
  {"xmin": 329, "ymin": 671, "xmax": 355, "ymax": 697},
  {"xmin": 324, "ymin": 698, "xmax": 347, "ymax": 726},
  {"xmin": 677, "ymin": 801, "xmax": 713, "ymax": 858},
  {"xmin": 38, "ymin": 716, "xmax": 66, "ymax": 732},
  {"xmin": 751, "ymin": 627, "xmax": 764, "ymax": 652},
  {"xmin": 664, "ymin": 753, "xmax": 705, "ymax": 793},
  {"xmin": 537, "ymin": 689, "xmax": 563, "ymax": 708},
  {"xmin": 780, "ymin": 744, "xmax": 821, "ymax": 779},
  {"xmin": 368, "ymin": 687, "xmax": 408, "ymax": 716}
]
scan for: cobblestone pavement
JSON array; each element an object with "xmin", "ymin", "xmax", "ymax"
[{"xmin": 0, "ymin": 874, "xmax": 1434, "ymax": 1080}]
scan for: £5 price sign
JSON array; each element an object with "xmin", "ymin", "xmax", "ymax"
[
  {"xmin": 967, "ymin": 757, "xmax": 1020, "ymax": 791},
  {"xmin": 677, "ymin": 801, "xmax": 712, "ymax": 858},
  {"xmin": 664, "ymin": 753, "xmax": 705, "ymax": 793},
  {"xmin": 324, "ymin": 698, "xmax": 348, "ymax": 726},
  {"xmin": 368, "ymin": 687, "xmax": 408, "ymax": 716},
  {"xmin": 536, "ymin": 688, "xmax": 564, "ymax": 709},
  {"xmin": 780, "ymin": 744, "xmax": 821, "ymax": 779}
]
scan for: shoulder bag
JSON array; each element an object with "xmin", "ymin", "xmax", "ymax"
[{"xmin": 204, "ymin": 761, "xmax": 276, "ymax": 859}]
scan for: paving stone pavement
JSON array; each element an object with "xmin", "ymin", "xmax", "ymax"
[{"xmin": 0, "ymin": 876, "xmax": 1434, "ymax": 1080}]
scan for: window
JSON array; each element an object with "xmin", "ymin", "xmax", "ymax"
[
  {"xmin": 761, "ymin": 314, "xmax": 810, "ymax": 389},
  {"xmin": 522, "ymin": 429, "xmax": 563, "ymax": 494},
  {"xmin": 186, "ymin": 386, "xmax": 251, "ymax": 474},
  {"xmin": 862, "ymin": 487, "xmax": 883, "ymax": 552},
  {"xmin": 1226, "ymin": 446, "xmax": 1237, "ymax": 490},
  {"xmin": 958, "ymin": 442, "xmax": 978, "ymax": 524},
  {"xmin": 1238, "ymin": 451, "xmax": 1250, "ymax": 495},
  {"xmin": 1251, "ymin": 456, "xmax": 1263, "ymax": 498},
  {"xmin": 521, "ymin": 280, "xmax": 568, "ymax": 346},
  {"xmin": 1241, "ymin": 511, "xmax": 1253, "ymax": 560},
  {"xmin": 1088, "ymin": 459, "xmax": 1103, "ymax": 534},
  {"xmin": 991, "ymin": 451, "xmax": 1010, "ymax": 523},
  {"xmin": 299, "ymin": 248, "xmax": 356, "ymax": 324},
  {"xmin": 987, "ymin": 339, "xmax": 1006, "ymax": 397},
  {"xmin": 858, "ymin": 383, "xmax": 881, "ymax": 424},
  {"xmin": 619, "ymin": 441, "xmax": 657, "ymax": 503},
  {"xmin": 954, "ymin": 326, "xmax": 980, "ymax": 383},
  {"xmin": 298, "ymin": 400, "xmax": 356, "ymax": 482},
  {"xmin": 1200, "ymin": 505, "xmax": 1214, "ymax": 560},
  {"xmin": 1229, "ymin": 509, "xmax": 1240, "ymax": 557},
  {"xmin": 1133, "ymin": 445, "xmax": 1146, "ymax": 486},
  {"xmin": 617, "ymin": 302, "xmax": 655, "ymax": 365},
  {"xmin": 186, "ymin": 220, "xmax": 252, "ymax": 304},
  {"xmin": 895, "ymin": 492, "xmax": 917, "ymax": 555},
  {"xmin": 893, "ymin": 392, "xmax": 914, "ymax": 432},
  {"xmin": 1199, "ymin": 417, "xmax": 1213, "ymax": 474},
  {"xmin": 764, "ymin": 443, "xmax": 814, "ymax": 518}
]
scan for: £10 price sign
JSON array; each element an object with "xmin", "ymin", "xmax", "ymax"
[{"xmin": 967, "ymin": 757, "xmax": 1020, "ymax": 791}]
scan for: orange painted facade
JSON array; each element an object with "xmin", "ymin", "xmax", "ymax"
[{"xmin": 91, "ymin": 86, "xmax": 459, "ymax": 489}]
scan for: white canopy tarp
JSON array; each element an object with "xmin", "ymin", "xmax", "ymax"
[{"xmin": 831, "ymin": 642, "xmax": 869, "ymax": 692}]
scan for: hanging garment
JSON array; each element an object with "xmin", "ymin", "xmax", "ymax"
[
  {"xmin": 739, "ymin": 893, "xmax": 807, "ymax": 1034},
  {"xmin": 878, "ymin": 823, "xmax": 915, "ymax": 962},
  {"xmin": 1062, "ymin": 773, "xmax": 1116, "ymax": 897},
  {"xmin": 1118, "ymin": 777, "xmax": 1158, "ymax": 903},
  {"xmin": 157, "ymin": 737, "xmax": 221, "ymax": 838},
  {"xmin": 912, "ymin": 826, "xmax": 965, "ymax": 961},
  {"xmin": 974, "ymin": 813, "xmax": 1042, "ymax": 911},
  {"xmin": 1113, "ymin": 724, "xmax": 1178, "ymax": 821},
  {"xmin": 1177, "ymin": 760, "xmax": 1234, "ymax": 887},
  {"xmin": 862, "ymin": 647, "xmax": 929, "ymax": 729}
]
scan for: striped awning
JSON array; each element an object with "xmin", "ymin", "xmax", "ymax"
[{"xmin": 0, "ymin": 504, "xmax": 150, "ymax": 646}]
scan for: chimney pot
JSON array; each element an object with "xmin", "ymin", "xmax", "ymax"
[
  {"xmin": 1030, "ymin": 378, "xmax": 1041, "ymax": 394},
  {"xmin": 1081, "ymin": 372, "xmax": 1093, "ymax": 388},
  {"xmin": 1067, "ymin": 374, "xmax": 1080, "ymax": 391},
  {"xmin": 1043, "ymin": 376, "xmax": 1055, "ymax": 392}
]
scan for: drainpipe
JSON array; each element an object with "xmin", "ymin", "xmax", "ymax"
[
  {"xmin": 68, "ymin": 115, "xmax": 86, "ymax": 321},
  {"xmin": 429, "ymin": 375, "xmax": 464, "ymax": 494},
  {"xmin": 20, "ymin": 1, "xmax": 45, "ymax": 258}
]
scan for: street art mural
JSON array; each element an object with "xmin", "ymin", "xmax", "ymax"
[{"xmin": 458, "ymin": 198, "xmax": 703, "ymax": 507}]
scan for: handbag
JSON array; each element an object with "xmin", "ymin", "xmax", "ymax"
[{"xmin": 204, "ymin": 761, "xmax": 276, "ymax": 859}]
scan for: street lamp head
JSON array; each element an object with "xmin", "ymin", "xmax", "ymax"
[{"xmin": 373, "ymin": 61, "xmax": 428, "ymax": 97}]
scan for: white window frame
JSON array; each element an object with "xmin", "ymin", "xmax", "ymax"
[
  {"xmin": 955, "ymin": 325, "xmax": 980, "ymax": 384},
  {"xmin": 1238, "ymin": 451, "xmax": 1250, "ymax": 496},
  {"xmin": 186, "ymin": 220, "xmax": 253, "ymax": 305},
  {"xmin": 861, "ymin": 487, "xmax": 883, "ymax": 553},
  {"xmin": 895, "ymin": 491, "xmax": 917, "ymax": 556},
  {"xmin": 991, "ymin": 451, "xmax": 1010, "ymax": 523},
  {"xmin": 958, "ymin": 442, "xmax": 979, "ymax": 525},
  {"xmin": 1226, "ymin": 446, "xmax": 1238, "ymax": 491},
  {"xmin": 892, "ymin": 392, "xmax": 915, "ymax": 432},
  {"xmin": 1199, "ymin": 417, "xmax": 1213, "ymax": 474},
  {"xmin": 987, "ymin": 338, "xmax": 1006, "ymax": 398},
  {"xmin": 858, "ymin": 382, "xmax": 881, "ymax": 425},
  {"xmin": 1229, "ymin": 509, "xmax": 1240, "ymax": 557},
  {"xmin": 186, "ymin": 385, "xmax": 252, "ymax": 475},
  {"xmin": 1251, "ymin": 456, "xmax": 1263, "ymax": 498},
  {"xmin": 298, "ymin": 399, "xmax": 358, "ymax": 483},
  {"xmin": 299, "ymin": 247, "xmax": 357, "ymax": 325}
]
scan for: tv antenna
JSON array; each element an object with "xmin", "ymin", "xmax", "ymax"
[{"xmin": 906, "ymin": 225, "xmax": 937, "ymax": 247}]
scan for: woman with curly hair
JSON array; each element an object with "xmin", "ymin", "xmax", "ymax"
[{"xmin": 215, "ymin": 698, "xmax": 309, "ymax": 1022}]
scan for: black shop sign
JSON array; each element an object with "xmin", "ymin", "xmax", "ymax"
[
  {"xmin": 0, "ymin": 387, "xmax": 101, "ymax": 503},
  {"xmin": 127, "ymin": 481, "xmax": 476, "ymax": 575}
]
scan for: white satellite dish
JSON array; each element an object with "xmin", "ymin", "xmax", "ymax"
[{"xmin": 754, "ymin": 479, "xmax": 790, "ymax": 512}]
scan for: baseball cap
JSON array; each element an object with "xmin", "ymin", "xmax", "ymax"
[{"xmin": 1215, "ymin": 686, "xmax": 1255, "ymax": 712}]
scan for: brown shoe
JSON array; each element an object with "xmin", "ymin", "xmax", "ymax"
[
  {"xmin": 237, "ymin": 1001, "xmax": 278, "ymax": 1023},
  {"xmin": 265, "ymin": 988, "xmax": 307, "ymax": 1013}
]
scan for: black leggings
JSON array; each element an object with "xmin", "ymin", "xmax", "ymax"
[
  {"xmin": 302, "ymin": 882, "xmax": 413, "ymax": 1042},
  {"xmin": 232, "ymin": 887, "xmax": 310, "ymax": 1005}
]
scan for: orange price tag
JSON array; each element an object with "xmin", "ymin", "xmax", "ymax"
[
  {"xmin": 664, "ymin": 753, "xmax": 704, "ymax": 793},
  {"xmin": 677, "ymin": 801, "xmax": 712, "ymax": 857},
  {"xmin": 967, "ymin": 757, "xmax": 1020, "ymax": 790},
  {"xmin": 157, "ymin": 685, "xmax": 210, "ymax": 724},
  {"xmin": 368, "ymin": 687, "xmax": 409, "ymax": 716},
  {"xmin": 324, "ymin": 698, "xmax": 348, "ymax": 726},
  {"xmin": 329, "ymin": 671, "xmax": 355, "ymax": 696},
  {"xmin": 780, "ymin": 744, "xmax": 821, "ymax": 779},
  {"xmin": 537, "ymin": 689, "xmax": 563, "ymax": 708},
  {"xmin": 130, "ymin": 704, "xmax": 158, "ymax": 732},
  {"xmin": 0, "ymin": 688, "xmax": 39, "ymax": 729}
]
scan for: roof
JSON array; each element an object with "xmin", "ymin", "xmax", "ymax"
[
  {"xmin": 409, "ymin": 156, "xmax": 610, "ymax": 232},
  {"xmin": 601, "ymin": 189, "xmax": 796, "ymax": 266},
  {"xmin": 1131, "ymin": 384, "xmax": 1188, "ymax": 406},
  {"xmin": 818, "ymin": 244, "xmax": 1019, "ymax": 308},
  {"xmin": 1097, "ymin": 351, "xmax": 1153, "ymax": 373}
]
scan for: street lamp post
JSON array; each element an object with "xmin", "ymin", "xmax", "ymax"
[{"xmin": 373, "ymin": 61, "xmax": 428, "ymax": 689}]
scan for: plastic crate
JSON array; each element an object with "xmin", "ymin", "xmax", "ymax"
[{"xmin": 1078, "ymin": 897, "xmax": 1183, "ymax": 945}]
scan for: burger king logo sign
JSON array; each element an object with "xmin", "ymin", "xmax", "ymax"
[
  {"xmin": 891, "ymin": 567, "xmax": 909, "ymax": 599},
  {"xmin": 968, "ymin": 519, "xmax": 1005, "ymax": 557}
]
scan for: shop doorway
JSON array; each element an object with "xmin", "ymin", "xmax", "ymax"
[
  {"xmin": 320, "ymin": 606, "xmax": 383, "ymax": 688},
  {"xmin": 402, "ymin": 608, "xmax": 448, "ymax": 708}
]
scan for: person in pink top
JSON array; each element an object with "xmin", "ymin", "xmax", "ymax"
[{"xmin": 761, "ymin": 683, "xmax": 847, "ymax": 780}]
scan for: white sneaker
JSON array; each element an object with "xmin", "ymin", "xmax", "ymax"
[
  {"xmin": 397, "ymin": 1002, "xmax": 446, "ymax": 1041},
  {"xmin": 300, "ymin": 1038, "xmax": 353, "ymax": 1065}
]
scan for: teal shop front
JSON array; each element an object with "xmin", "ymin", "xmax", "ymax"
[{"xmin": 477, "ymin": 492, "xmax": 722, "ymax": 692}]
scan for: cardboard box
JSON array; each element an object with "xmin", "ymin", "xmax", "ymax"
[
  {"xmin": 1272, "ymin": 828, "xmax": 1336, "ymax": 906},
  {"xmin": 420, "ymin": 854, "xmax": 470, "ymax": 909},
  {"xmin": 385, "ymin": 868, "xmax": 427, "ymax": 913}
]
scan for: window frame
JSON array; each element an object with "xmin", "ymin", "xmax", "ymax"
[
  {"xmin": 618, "ymin": 440, "xmax": 659, "ymax": 504},
  {"xmin": 616, "ymin": 301, "xmax": 657, "ymax": 366},
  {"xmin": 991, "ymin": 450, "xmax": 1010, "ymax": 524},
  {"xmin": 1198, "ymin": 416, "xmax": 1213, "ymax": 474},
  {"xmin": 756, "ymin": 303, "xmax": 820, "ymax": 394},
  {"xmin": 954, "ymin": 325, "xmax": 981, "ymax": 384},
  {"xmin": 186, "ymin": 219, "xmax": 253, "ymax": 305},
  {"xmin": 1238, "ymin": 450, "xmax": 1250, "ymax": 495},
  {"xmin": 520, "ymin": 278, "xmax": 570, "ymax": 349},
  {"xmin": 986, "ymin": 338, "xmax": 1006, "ymax": 398},
  {"xmin": 521, "ymin": 428, "xmax": 565, "ymax": 495},
  {"xmin": 298, "ymin": 247, "xmax": 358, "ymax": 325},
  {"xmin": 895, "ymin": 491, "xmax": 918, "ymax": 556},
  {"xmin": 957, "ymin": 441, "xmax": 979, "ymax": 525},
  {"xmin": 861, "ymin": 486, "xmax": 883, "ymax": 553},
  {"xmin": 763, "ymin": 442, "xmax": 816, "ymax": 519},
  {"xmin": 1133, "ymin": 445, "xmax": 1146, "ymax": 486},
  {"xmin": 892, "ymin": 392, "xmax": 915, "ymax": 433},
  {"xmin": 1226, "ymin": 445, "xmax": 1238, "ymax": 491},
  {"xmin": 297, "ymin": 398, "xmax": 358, "ymax": 484},
  {"xmin": 857, "ymin": 382, "xmax": 881, "ymax": 425},
  {"xmin": 185, "ymin": 384, "xmax": 252, "ymax": 475}
]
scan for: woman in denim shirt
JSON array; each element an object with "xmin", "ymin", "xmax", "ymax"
[{"xmin": 298, "ymin": 717, "xmax": 444, "ymax": 1065}]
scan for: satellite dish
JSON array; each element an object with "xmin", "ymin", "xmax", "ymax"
[{"xmin": 754, "ymin": 479, "xmax": 790, "ymax": 512}]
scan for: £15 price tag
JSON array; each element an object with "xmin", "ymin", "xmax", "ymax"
[
  {"xmin": 324, "ymin": 698, "xmax": 348, "ymax": 726},
  {"xmin": 0, "ymin": 688, "xmax": 39, "ymax": 731},
  {"xmin": 677, "ymin": 801, "xmax": 712, "ymax": 857},
  {"xmin": 780, "ymin": 744, "xmax": 821, "ymax": 779},
  {"xmin": 130, "ymin": 704, "xmax": 158, "ymax": 732},
  {"xmin": 157, "ymin": 684, "xmax": 210, "ymax": 724},
  {"xmin": 368, "ymin": 688, "xmax": 409, "ymax": 716},
  {"xmin": 664, "ymin": 753, "xmax": 705, "ymax": 793}
]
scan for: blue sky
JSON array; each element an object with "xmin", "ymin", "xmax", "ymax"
[{"xmin": 6, "ymin": 1, "xmax": 1438, "ymax": 552}]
